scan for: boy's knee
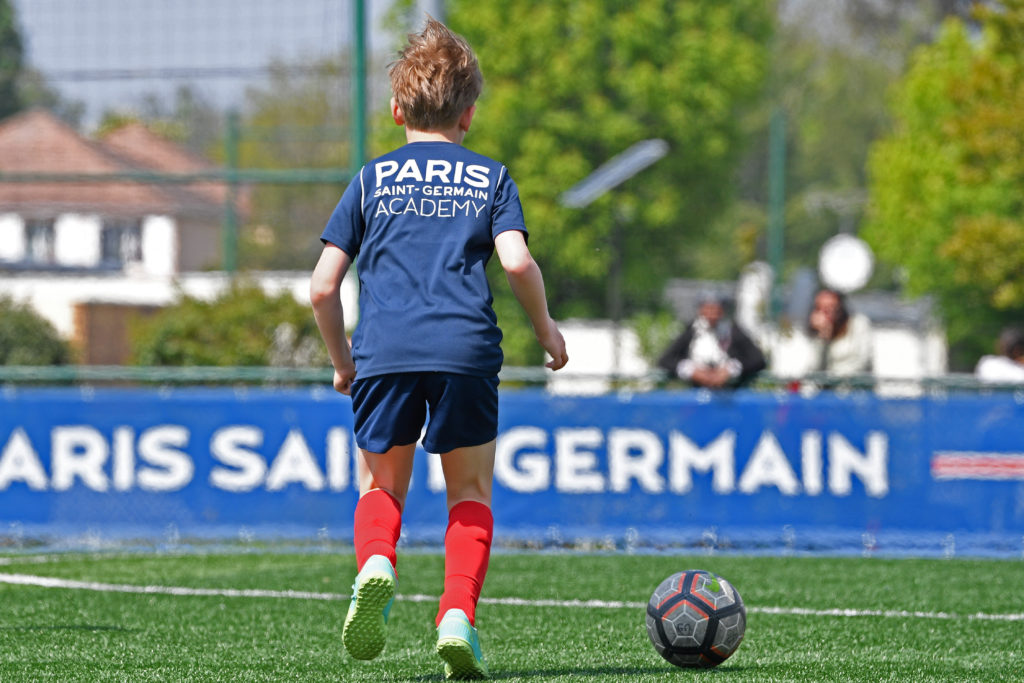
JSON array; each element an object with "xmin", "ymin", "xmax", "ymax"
[
  {"xmin": 361, "ymin": 485, "xmax": 401, "ymax": 501},
  {"xmin": 446, "ymin": 486, "xmax": 491, "ymax": 510}
]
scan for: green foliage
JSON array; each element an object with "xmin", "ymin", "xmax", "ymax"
[
  {"xmin": 130, "ymin": 282, "xmax": 326, "ymax": 367},
  {"xmin": 456, "ymin": 0, "xmax": 771, "ymax": 299},
  {"xmin": 0, "ymin": 296, "xmax": 70, "ymax": 365},
  {"xmin": 630, "ymin": 309, "xmax": 682, "ymax": 365},
  {"xmin": 864, "ymin": 1, "xmax": 1024, "ymax": 367},
  {"xmin": 0, "ymin": 0, "xmax": 24, "ymax": 119}
]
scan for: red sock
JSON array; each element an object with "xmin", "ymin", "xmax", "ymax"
[
  {"xmin": 436, "ymin": 501, "xmax": 493, "ymax": 626},
  {"xmin": 353, "ymin": 489, "xmax": 402, "ymax": 572}
]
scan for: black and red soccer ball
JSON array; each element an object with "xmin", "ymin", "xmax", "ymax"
[{"xmin": 645, "ymin": 569, "xmax": 746, "ymax": 668}]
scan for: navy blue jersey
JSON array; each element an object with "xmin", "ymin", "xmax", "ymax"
[{"xmin": 321, "ymin": 141, "xmax": 527, "ymax": 379}]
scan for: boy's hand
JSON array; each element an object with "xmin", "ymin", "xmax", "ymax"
[
  {"xmin": 333, "ymin": 363, "xmax": 357, "ymax": 395},
  {"xmin": 537, "ymin": 318, "xmax": 568, "ymax": 371}
]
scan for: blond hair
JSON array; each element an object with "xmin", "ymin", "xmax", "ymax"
[{"xmin": 389, "ymin": 18, "xmax": 483, "ymax": 130}]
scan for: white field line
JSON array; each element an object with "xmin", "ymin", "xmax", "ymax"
[
  {"xmin": 0, "ymin": 572, "xmax": 345, "ymax": 601},
  {"xmin": 1, "ymin": 572, "xmax": 1023, "ymax": 622},
  {"xmin": 0, "ymin": 555, "xmax": 67, "ymax": 566}
]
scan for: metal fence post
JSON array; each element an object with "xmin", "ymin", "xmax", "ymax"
[
  {"xmin": 222, "ymin": 110, "xmax": 241, "ymax": 273},
  {"xmin": 351, "ymin": 0, "xmax": 366, "ymax": 171}
]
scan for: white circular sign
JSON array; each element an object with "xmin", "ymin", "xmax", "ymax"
[{"xmin": 818, "ymin": 234, "xmax": 874, "ymax": 293}]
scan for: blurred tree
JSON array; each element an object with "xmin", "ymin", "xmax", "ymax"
[
  {"xmin": 130, "ymin": 282, "xmax": 325, "ymax": 367},
  {"xmin": 137, "ymin": 86, "xmax": 224, "ymax": 156},
  {"xmin": 377, "ymin": 1, "xmax": 773, "ymax": 364},
  {"xmin": 16, "ymin": 66, "xmax": 84, "ymax": 127},
  {"xmin": 733, "ymin": 0, "xmax": 971, "ymax": 286},
  {"xmin": 0, "ymin": 296, "xmax": 70, "ymax": 365},
  {"xmin": 2, "ymin": 0, "xmax": 87, "ymax": 127},
  {"xmin": 758, "ymin": 31, "xmax": 893, "ymax": 276},
  {"xmin": 232, "ymin": 59, "xmax": 352, "ymax": 270},
  {"xmin": 96, "ymin": 87, "xmax": 222, "ymax": 155},
  {"xmin": 864, "ymin": 0, "xmax": 1024, "ymax": 369},
  {"xmin": 0, "ymin": 0, "xmax": 25, "ymax": 119}
]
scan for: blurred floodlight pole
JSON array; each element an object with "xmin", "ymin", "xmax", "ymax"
[
  {"xmin": 560, "ymin": 139, "xmax": 669, "ymax": 379},
  {"xmin": 560, "ymin": 139, "xmax": 669, "ymax": 209}
]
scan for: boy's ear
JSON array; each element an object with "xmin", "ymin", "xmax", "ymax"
[
  {"xmin": 458, "ymin": 104, "xmax": 476, "ymax": 133},
  {"xmin": 390, "ymin": 97, "xmax": 405, "ymax": 126}
]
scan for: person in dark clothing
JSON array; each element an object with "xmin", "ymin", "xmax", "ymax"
[{"xmin": 657, "ymin": 294, "xmax": 766, "ymax": 388}]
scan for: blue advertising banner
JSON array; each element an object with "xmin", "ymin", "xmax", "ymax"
[{"xmin": 1, "ymin": 387, "xmax": 1023, "ymax": 554}]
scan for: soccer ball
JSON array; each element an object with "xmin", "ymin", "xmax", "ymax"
[{"xmin": 645, "ymin": 569, "xmax": 746, "ymax": 668}]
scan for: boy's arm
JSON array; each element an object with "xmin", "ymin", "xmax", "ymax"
[
  {"xmin": 310, "ymin": 243, "xmax": 357, "ymax": 394},
  {"xmin": 494, "ymin": 230, "xmax": 568, "ymax": 370}
]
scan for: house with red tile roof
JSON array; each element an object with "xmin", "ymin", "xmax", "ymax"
[
  {"xmin": 0, "ymin": 109, "xmax": 319, "ymax": 364},
  {"xmin": 0, "ymin": 108, "xmax": 227, "ymax": 275}
]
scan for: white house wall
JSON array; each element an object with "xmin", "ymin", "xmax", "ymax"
[
  {"xmin": 871, "ymin": 327, "xmax": 926, "ymax": 379},
  {"xmin": 54, "ymin": 214, "xmax": 102, "ymax": 267},
  {"xmin": 0, "ymin": 213, "xmax": 25, "ymax": 262},
  {"xmin": 141, "ymin": 215, "xmax": 177, "ymax": 276},
  {"xmin": 924, "ymin": 329, "xmax": 948, "ymax": 377},
  {"xmin": 546, "ymin": 320, "xmax": 650, "ymax": 396}
]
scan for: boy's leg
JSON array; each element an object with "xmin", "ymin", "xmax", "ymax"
[
  {"xmin": 354, "ymin": 444, "xmax": 416, "ymax": 570},
  {"xmin": 419, "ymin": 373, "xmax": 496, "ymax": 677},
  {"xmin": 435, "ymin": 441, "xmax": 494, "ymax": 679},
  {"xmin": 344, "ymin": 444, "xmax": 415, "ymax": 660},
  {"xmin": 437, "ymin": 440, "xmax": 495, "ymax": 626}
]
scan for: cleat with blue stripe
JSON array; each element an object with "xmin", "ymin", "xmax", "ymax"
[
  {"xmin": 436, "ymin": 608, "xmax": 487, "ymax": 679},
  {"xmin": 342, "ymin": 554, "xmax": 396, "ymax": 660}
]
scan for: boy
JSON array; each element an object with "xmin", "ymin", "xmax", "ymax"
[{"xmin": 310, "ymin": 17, "xmax": 568, "ymax": 680}]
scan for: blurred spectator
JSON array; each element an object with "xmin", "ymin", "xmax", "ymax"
[
  {"xmin": 770, "ymin": 288, "xmax": 872, "ymax": 378},
  {"xmin": 657, "ymin": 293, "xmax": 766, "ymax": 388},
  {"xmin": 808, "ymin": 288, "xmax": 873, "ymax": 375},
  {"xmin": 975, "ymin": 327, "xmax": 1024, "ymax": 383}
]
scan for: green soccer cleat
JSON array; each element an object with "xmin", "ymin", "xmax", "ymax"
[
  {"xmin": 342, "ymin": 554, "xmax": 396, "ymax": 660},
  {"xmin": 436, "ymin": 608, "xmax": 488, "ymax": 680}
]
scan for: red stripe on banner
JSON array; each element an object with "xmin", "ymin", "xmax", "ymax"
[{"xmin": 931, "ymin": 453, "xmax": 1024, "ymax": 480}]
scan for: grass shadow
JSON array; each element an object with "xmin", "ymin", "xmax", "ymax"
[{"xmin": 409, "ymin": 664, "xmax": 752, "ymax": 680}]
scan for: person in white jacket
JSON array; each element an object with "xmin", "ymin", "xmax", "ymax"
[
  {"xmin": 770, "ymin": 288, "xmax": 872, "ymax": 378},
  {"xmin": 806, "ymin": 288, "xmax": 873, "ymax": 376},
  {"xmin": 975, "ymin": 327, "xmax": 1024, "ymax": 383}
]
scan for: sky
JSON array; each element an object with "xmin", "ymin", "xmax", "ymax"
[{"xmin": 12, "ymin": 0, "xmax": 400, "ymax": 127}]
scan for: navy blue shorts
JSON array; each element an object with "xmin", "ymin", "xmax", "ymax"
[{"xmin": 350, "ymin": 372, "xmax": 499, "ymax": 454}]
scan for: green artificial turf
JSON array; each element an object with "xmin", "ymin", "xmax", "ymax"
[{"xmin": 0, "ymin": 551, "xmax": 1021, "ymax": 681}]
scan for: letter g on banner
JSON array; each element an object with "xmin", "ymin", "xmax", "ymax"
[{"xmin": 495, "ymin": 427, "xmax": 550, "ymax": 493}]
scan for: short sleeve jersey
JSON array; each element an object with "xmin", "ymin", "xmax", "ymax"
[{"xmin": 321, "ymin": 141, "xmax": 527, "ymax": 380}]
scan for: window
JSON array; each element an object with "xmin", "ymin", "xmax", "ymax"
[
  {"xmin": 24, "ymin": 219, "xmax": 55, "ymax": 264},
  {"xmin": 101, "ymin": 219, "xmax": 143, "ymax": 267}
]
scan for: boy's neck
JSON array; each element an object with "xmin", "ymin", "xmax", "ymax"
[{"xmin": 405, "ymin": 127, "xmax": 465, "ymax": 145}]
